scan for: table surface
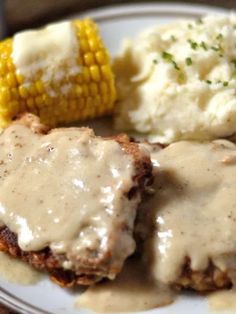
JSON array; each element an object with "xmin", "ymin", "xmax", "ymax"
[
  {"xmin": 4, "ymin": 0, "xmax": 236, "ymax": 35},
  {"xmin": 1, "ymin": 0, "xmax": 236, "ymax": 313}
]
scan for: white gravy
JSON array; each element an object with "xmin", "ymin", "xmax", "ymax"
[
  {"xmin": 0, "ymin": 252, "xmax": 42, "ymax": 285},
  {"xmin": 0, "ymin": 123, "xmax": 137, "ymax": 275},
  {"xmin": 208, "ymin": 289, "xmax": 236, "ymax": 312},
  {"xmin": 1, "ymin": 127, "xmax": 236, "ymax": 312},
  {"xmin": 143, "ymin": 140, "xmax": 236, "ymax": 284},
  {"xmin": 76, "ymin": 257, "xmax": 176, "ymax": 313}
]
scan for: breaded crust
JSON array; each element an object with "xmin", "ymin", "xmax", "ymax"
[
  {"xmin": 175, "ymin": 260, "xmax": 231, "ymax": 292},
  {"xmin": 0, "ymin": 115, "xmax": 153, "ymax": 287}
]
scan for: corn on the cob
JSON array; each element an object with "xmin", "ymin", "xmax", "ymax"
[{"xmin": 0, "ymin": 19, "xmax": 116, "ymax": 127}]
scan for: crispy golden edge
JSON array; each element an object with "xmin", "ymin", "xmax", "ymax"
[{"xmin": 175, "ymin": 259, "xmax": 231, "ymax": 292}]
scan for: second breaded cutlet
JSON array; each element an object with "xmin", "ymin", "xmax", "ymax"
[{"xmin": 137, "ymin": 140, "xmax": 236, "ymax": 292}]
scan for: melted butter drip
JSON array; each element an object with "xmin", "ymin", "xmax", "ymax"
[
  {"xmin": 0, "ymin": 252, "xmax": 42, "ymax": 285},
  {"xmin": 12, "ymin": 21, "xmax": 80, "ymax": 87},
  {"xmin": 76, "ymin": 257, "xmax": 176, "ymax": 313}
]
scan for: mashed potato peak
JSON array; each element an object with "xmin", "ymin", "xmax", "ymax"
[{"xmin": 114, "ymin": 15, "xmax": 236, "ymax": 143}]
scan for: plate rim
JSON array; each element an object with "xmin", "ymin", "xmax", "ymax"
[
  {"xmin": 73, "ymin": 1, "xmax": 229, "ymax": 21},
  {"xmin": 0, "ymin": 2, "xmax": 230, "ymax": 314}
]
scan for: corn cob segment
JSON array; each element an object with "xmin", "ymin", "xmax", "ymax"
[{"xmin": 0, "ymin": 19, "xmax": 116, "ymax": 127}]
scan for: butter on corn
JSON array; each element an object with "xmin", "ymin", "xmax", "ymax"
[{"xmin": 0, "ymin": 19, "xmax": 116, "ymax": 127}]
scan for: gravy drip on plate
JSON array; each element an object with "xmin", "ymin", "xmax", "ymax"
[
  {"xmin": 144, "ymin": 140, "xmax": 236, "ymax": 284},
  {"xmin": 0, "ymin": 123, "xmax": 137, "ymax": 274},
  {"xmin": 76, "ymin": 257, "xmax": 176, "ymax": 312},
  {"xmin": 208, "ymin": 289, "xmax": 236, "ymax": 311},
  {"xmin": 0, "ymin": 252, "xmax": 42, "ymax": 285}
]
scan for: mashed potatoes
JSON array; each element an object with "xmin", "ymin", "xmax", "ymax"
[{"xmin": 114, "ymin": 15, "xmax": 236, "ymax": 143}]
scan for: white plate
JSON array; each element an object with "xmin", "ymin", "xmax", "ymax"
[{"xmin": 0, "ymin": 2, "xmax": 232, "ymax": 314}]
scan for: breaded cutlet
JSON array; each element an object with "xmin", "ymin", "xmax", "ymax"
[
  {"xmin": 0, "ymin": 114, "xmax": 153, "ymax": 287},
  {"xmin": 136, "ymin": 141, "xmax": 236, "ymax": 292}
]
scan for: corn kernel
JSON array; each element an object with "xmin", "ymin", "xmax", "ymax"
[
  {"xmin": 16, "ymin": 72, "xmax": 24, "ymax": 84},
  {"xmin": 26, "ymin": 98, "xmax": 35, "ymax": 109},
  {"xmin": 75, "ymin": 85, "xmax": 83, "ymax": 96},
  {"xmin": 0, "ymin": 87, "xmax": 10, "ymax": 102},
  {"xmin": 35, "ymin": 95, "xmax": 43, "ymax": 106},
  {"xmin": 9, "ymin": 100, "xmax": 19, "ymax": 114},
  {"xmin": 19, "ymin": 86, "xmax": 28, "ymax": 98},
  {"xmin": 85, "ymin": 27, "xmax": 97, "ymax": 38},
  {"xmin": 7, "ymin": 61, "xmax": 15, "ymax": 72},
  {"xmin": 89, "ymin": 82, "xmax": 98, "ymax": 96},
  {"xmin": 86, "ymin": 97, "xmax": 93, "ymax": 107},
  {"xmin": 6, "ymin": 73, "xmax": 17, "ymax": 87},
  {"xmin": 95, "ymin": 50, "xmax": 108, "ymax": 65},
  {"xmin": 36, "ymin": 81, "xmax": 44, "ymax": 94},
  {"xmin": 11, "ymin": 87, "xmax": 20, "ymax": 100},
  {"xmin": 84, "ymin": 52, "xmax": 95, "ymax": 66},
  {"xmin": 107, "ymin": 98, "xmax": 114, "ymax": 109},
  {"xmin": 101, "ymin": 65, "xmax": 112, "ymax": 80},
  {"xmin": 0, "ymin": 104, "xmax": 9, "ymax": 115},
  {"xmin": 70, "ymin": 99, "xmax": 77, "ymax": 111},
  {"xmin": 82, "ymin": 67, "xmax": 90, "ymax": 82},
  {"xmin": 76, "ymin": 74, "xmax": 82, "ymax": 84},
  {"xmin": 77, "ymin": 56, "xmax": 83, "ymax": 65},
  {"xmin": 0, "ymin": 62, "xmax": 6, "ymax": 74},
  {"xmin": 81, "ymin": 107, "xmax": 89, "ymax": 120},
  {"xmin": 79, "ymin": 98, "xmax": 85, "ymax": 109},
  {"xmin": 89, "ymin": 39, "xmax": 99, "ymax": 52},
  {"xmin": 96, "ymin": 105, "xmax": 105, "ymax": 116},
  {"xmin": 90, "ymin": 65, "xmax": 100, "ymax": 81},
  {"xmin": 0, "ymin": 117, "xmax": 10, "ymax": 128},
  {"xmin": 100, "ymin": 82, "xmax": 108, "ymax": 95},
  {"xmin": 102, "ymin": 94, "xmax": 109, "ymax": 105},
  {"xmin": 87, "ymin": 106, "xmax": 96, "ymax": 119},
  {"xmin": 19, "ymin": 101, "xmax": 27, "ymax": 112},
  {"xmin": 42, "ymin": 95, "xmax": 49, "ymax": 106},
  {"xmin": 80, "ymin": 39, "xmax": 90, "ymax": 53},
  {"xmin": 82, "ymin": 84, "xmax": 89, "ymax": 97},
  {"xmin": 78, "ymin": 25, "xmax": 87, "ymax": 38},
  {"xmin": 28, "ymin": 85, "xmax": 37, "ymax": 96}
]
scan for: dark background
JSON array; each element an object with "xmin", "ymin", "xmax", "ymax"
[{"xmin": 4, "ymin": 0, "xmax": 236, "ymax": 36}]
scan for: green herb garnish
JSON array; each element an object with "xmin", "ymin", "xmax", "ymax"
[
  {"xmin": 162, "ymin": 51, "xmax": 173, "ymax": 61},
  {"xmin": 178, "ymin": 72, "xmax": 185, "ymax": 82},
  {"xmin": 211, "ymin": 45, "xmax": 220, "ymax": 52},
  {"xmin": 196, "ymin": 18, "xmax": 203, "ymax": 24},
  {"xmin": 200, "ymin": 41, "xmax": 208, "ymax": 51},
  {"xmin": 153, "ymin": 59, "xmax": 158, "ymax": 64},
  {"xmin": 231, "ymin": 59, "xmax": 236, "ymax": 67},
  {"xmin": 171, "ymin": 35, "xmax": 176, "ymax": 42},
  {"xmin": 172, "ymin": 61, "xmax": 180, "ymax": 70},
  {"xmin": 185, "ymin": 57, "xmax": 192, "ymax": 66},
  {"xmin": 206, "ymin": 80, "xmax": 212, "ymax": 84},
  {"xmin": 223, "ymin": 81, "xmax": 229, "ymax": 86},
  {"xmin": 188, "ymin": 39, "xmax": 198, "ymax": 50},
  {"xmin": 216, "ymin": 33, "xmax": 223, "ymax": 40},
  {"xmin": 162, "ymin": 51, "xmax": 181, "ymax": 71}
]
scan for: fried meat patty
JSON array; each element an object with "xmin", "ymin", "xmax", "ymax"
[
  {"xmin": 0, "ymin": 114, "xmax": 153, "ymax": 287},
  {"xmin": 136, "ymin": 141, "xmax": 234, "ymax": 293}
]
